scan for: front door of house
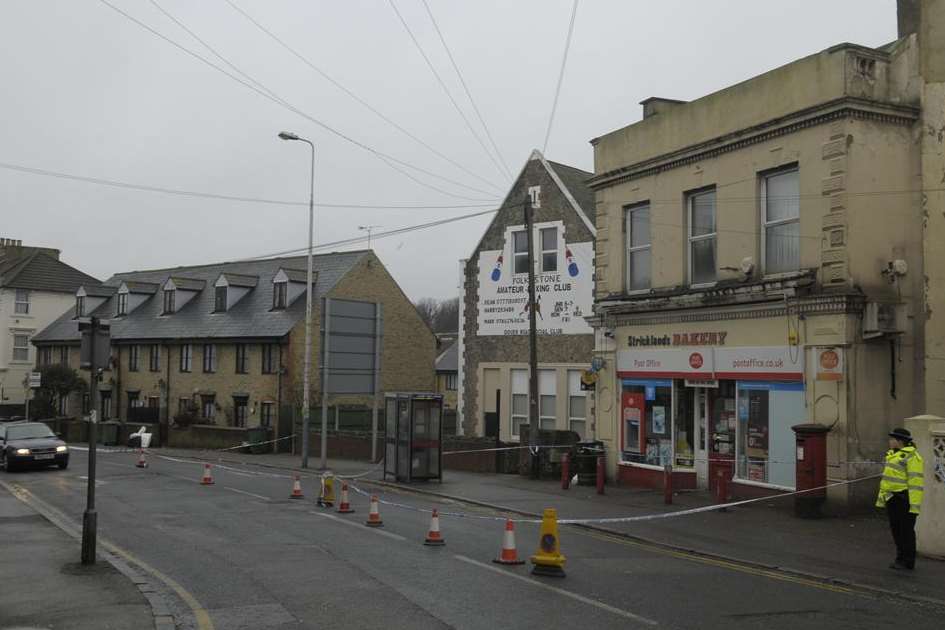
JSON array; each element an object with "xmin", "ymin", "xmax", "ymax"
[{"xmin": 694, "ymin": 388, "xmax": 709, "ymax": 489}]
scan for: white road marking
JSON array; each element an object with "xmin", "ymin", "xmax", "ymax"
[
  {"xmin": 311, "ymin": 511, "xmax": 407, "ymax": 541},
  {"xmin": 223, "ymin": 486, "xmax": 270, "ymax": 502},
  {"xmin": 453, "ymin": 555, "xmax": 658, "ymax": 626}
]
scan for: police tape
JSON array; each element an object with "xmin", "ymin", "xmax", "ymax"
[
  {"xmin": 346, "ymin": 473, "xmax": 883, "ymax": 525},
  {"xmin": 442, "ymin": 444, "xmax": 576, "ymax": 456},
  {"xmin": 212, "ymin": 434, "xmax": 297, "ymax": 452}
]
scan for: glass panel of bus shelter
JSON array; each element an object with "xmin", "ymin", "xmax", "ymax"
[
  {"xmin": 397, "ymin": 399, "xmax": 410, "ymax": 480},
  {"xmin": 385, "ymin": 397, "xmax": 397, "ymax": 477}
]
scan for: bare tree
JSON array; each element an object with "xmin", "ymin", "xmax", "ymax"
[
  {"xmin": 433, "ymin": 297, "xmax": 459, "ymax": 333},
  {"xmin": 414, "ymin": 297, "xmax": 439, "ymax": 330}
]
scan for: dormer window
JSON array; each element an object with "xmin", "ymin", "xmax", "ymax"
[
  {"xmin": 273, "ymin": 282, "xmax": 287, "ymax": 310},
  {"xmin": 117, "ymin": 292, "xmax": 128, "ymax": 316},
  {"xmin": 214, "ymin": 286, "xmax": 227, "ymax": 313},
  {"xmin": 163, "ymin": 289, "xmax": 176, "ymax": 314},
  {"xmin": 76, "ymin": 296, "xmax": 85, "ymax": 318}
]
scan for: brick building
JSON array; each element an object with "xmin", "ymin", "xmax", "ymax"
[
  {"xmin": 459, "ymin": 150, "xmax": 596, "ymax": 441},
  {"xmin": 31, "ymin": 251, "xmax": 436, "ymax": 444}
]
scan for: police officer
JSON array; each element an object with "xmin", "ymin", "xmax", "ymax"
[{"xmin": 876, "ymin": 428, "xmax": 924, "ymax": 570}]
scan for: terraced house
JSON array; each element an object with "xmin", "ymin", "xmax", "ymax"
[{"xmin": 31, "ymin": 251, "xmax": 436, "ymax": 446}]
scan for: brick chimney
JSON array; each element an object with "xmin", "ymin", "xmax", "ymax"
[
  {"xmin": 898, "ymin": 0, "xmax": 921, "ymax": 38},
  {"xmin": 0, "ymin": 238, "xmax": 61, "ymax": 260}
]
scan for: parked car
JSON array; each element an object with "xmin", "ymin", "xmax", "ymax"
[{"xmin": 0, "ymin": 422, "xmax": 69, "ymax": 472}]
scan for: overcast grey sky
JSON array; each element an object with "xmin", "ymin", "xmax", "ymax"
[{"xmin": 1, "ymin": 1, "xmax": 895, "ymax": 301}]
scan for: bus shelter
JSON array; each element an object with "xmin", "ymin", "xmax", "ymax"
[{"xmin": 383, "ymin": 393, "xmax": 443, "ymax": 483}]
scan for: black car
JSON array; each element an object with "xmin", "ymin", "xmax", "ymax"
[{"xmin": 0, "ymin": 422, "xmax": 69, "ymax": 472}]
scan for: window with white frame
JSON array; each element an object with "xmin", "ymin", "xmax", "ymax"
[
  {"xmin": 14, "ymin": 289, "xmax": 30, "ymax": 314},
  {"xmin": 179, "ymin": 344, "xmax": 192, "ymax": 373},
  {"xmin": 762, "ymin": 167, "xmax": 800, "ymax": 275},
  {"xmin": 163, "ymin": 289, "xmax": 176, "ymax": 314},
  {"xmin": 539, "ymin": 369, "xmax": 556, "ymax": 431},
  {"xmin": 688, "ymin": 188, "xmax": 717, "ymax": 285},
  {"xmin": 513, "ymin": 231, "xmax": 529, "ymax": 274},
  {"xmin": 58, "ymin": 393, "xmax": 68, "ymax": 416},
  {"xmin": 12, "ymin": 334, "xmax": 29, "ymax": 362},
  {"xmin": 260, "ymin": 401, "xmax": 274, "ymax": 427},
  {"xmin": 75, "ymin": 296, "xmax": 85, "ymax": 318},
  {"xmin": 128, "ymin": 345, "xmax": 139, "ymax": 372},
  {"xmin": 510, "ymin": 368, "xmax": 528, "ymax": 439},
  {"xmin": 202, "ymin": 344, "xmax": 216, "ymax": 373},
  {"xmin": 116, "ymin": 292, "xmax": 128, "ymax": 316},
  {"xmin": 568, "ymin": 370, "xmax": 587, "ymax": 439},
  {"xmin": 445, "ymin": 373, "xmax": 457, "ymax": 391},
  {"xmin": 625, "ymin": 203, "xmax": 651, "ymax": 291},
  {"xmin": 540, "ymin": 228, "xmax": 558, "ymax": 272},
  {"xmin": 528, "ymin": 185, "xmax": 541, "ymax": 208},
  {"xmin": 149, "ymin": 344, "xmax": 160, "ymax": 372},
  {"xmin": 272, "ymin": 282, "xmax": 287, "ymax": 310}
]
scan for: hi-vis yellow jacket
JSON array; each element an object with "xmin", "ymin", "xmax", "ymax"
[{"xmin": 876, "ymin": 446, "xmax": 924, "ymax": 514}]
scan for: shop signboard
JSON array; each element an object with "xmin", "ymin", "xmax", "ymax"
[
  {"xmin": 618, "ymin": 346, "xmax": 803, "ymax": 381},
  {"xmin": 813, "ymin": 347, "xmax": 843, "ymax": 381},
  {"xmin": 616, "ymin": 347, "xmax": 715, "ymax": 378},
  {"xmin": 476, "ymin": 220, "xmax": 593, "ymax": 336}
]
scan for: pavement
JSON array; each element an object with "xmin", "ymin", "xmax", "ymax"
[
  {"xmin": 5, "ymin": 445, "xmax": 944, "ymax": 630},
  {"xmin": 153, "ymin": 445, "xmax": 945, "ymax": 606},
  {"xmin": 0, "ymin": 483, "xmax": 158, "ymax": 630}
]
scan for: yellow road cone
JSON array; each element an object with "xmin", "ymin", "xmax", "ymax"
[
  {"xmin": 317, "ymin": 474, "xmax": 335, "ymax": 508},
  {"xmin": 530, "ymin": 508, "xmax": 566, "ymax": 577}
]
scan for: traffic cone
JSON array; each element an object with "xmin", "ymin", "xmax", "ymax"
[
  {"xmin": 200, "ymin": 463, "xmax": 214, "ymax": 486},
  {"xmin": 135, "ymin": 449, "xmax": 148, "ymax": 469},
  {"xmin": 493, "ymin": 518, "xmax": 525, "ymax": 565},
  {"xmin": 365, "ymin": 495, "xmax": 383, "ymax": 527},
  {"xmin": 289, "ymin": 474, "xmax": 304, "ymax": 499},
  {"xmin": 424, "ymin": 509, "xmax": 445, "ymax": 546},
  {"xmin": 530, "ymin": 508, "xmax": 566, "ymax": 577},
  {"xmin": 337, "ymin": 482, "xmax": 354, "ymax": 513}
]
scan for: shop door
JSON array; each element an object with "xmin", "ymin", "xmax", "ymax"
[
  {"xmin": 707, "ymin": 382, "xmax": 736, "ymax": 497},
  {"xmin": 694, "ymin": 388, "xmax": 709, "ymax": 489}
]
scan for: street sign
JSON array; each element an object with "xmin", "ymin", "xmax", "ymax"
[{"xmin": 28, "ymin": 371, "xmax": 42, "ymax": 388}]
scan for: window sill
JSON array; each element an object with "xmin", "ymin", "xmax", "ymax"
[
  {"xmin": 624, "ymin": 288, "xmax": 652, "ymax": 296},
  {"xmin": 731, "ymin": 477, "xmax": 795, "ymax": 492},
  {"xmin": 688, "ymin": 281, "xmax": 718, "ymax": 290}
]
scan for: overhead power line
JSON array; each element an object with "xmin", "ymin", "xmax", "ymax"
[
  {"xmin": 0, "ymin": 160, "xmax": 498, "ymax": 209},
  {"xmin": 222, "ymin": 0, "xmax": 505, "ymax": 195},
  {"xmin": 387, "ymin": 0, "xmax": 512, "ymax": 183},
  {"xmin": 542, "ymin": 0, "xmax": 579, "ymax": 154},
  {"xmin": 238, "ymin": 207, "xmax": 499, "ymax": 262},
  {"xmin": 419, "ymin": 0, "xmax": 513, "ymax": 183},
  {"xmin": 96, "ymin": 0, "xmax": 498, "ymax": 201}
]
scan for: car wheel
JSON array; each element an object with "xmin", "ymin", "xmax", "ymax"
[
  {"xmin": 3, "ymin": 454, "xmax": 15, "ymax": 473},
  {"xmin": 58, "ymin": 461, "xmax": 68, "ymax": 470}
]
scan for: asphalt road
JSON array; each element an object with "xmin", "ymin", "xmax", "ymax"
[{"xmin": 5, "ymin": 449, "xmax": 945, "ymax": 630}]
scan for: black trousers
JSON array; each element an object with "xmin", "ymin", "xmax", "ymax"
[{"xmin": 886, "ymin": 492, "xmax": 917, "ymax": 567}]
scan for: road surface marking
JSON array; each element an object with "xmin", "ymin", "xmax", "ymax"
[
  {"xmin": 0, "ymin": 479, "xmax": 215, "ymax": 630},
  {"xmin": 224, "ymin": 486, "xmax": 270, "ymax": 501},
  {"xmin": 311, "ymin": 511, "xmax": 407, "ymax": 541},
  {"xmin": 454, "ymin": 555, "xmax": 658, "ymax": 626},
  {"xmin": 578, "ymin": 530, "xmax": 855, "ymax": 596}
]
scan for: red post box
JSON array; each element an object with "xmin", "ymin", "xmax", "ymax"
[{"xmin": 791, "ymin": 423, "xmax": 830, "ymax": 518}]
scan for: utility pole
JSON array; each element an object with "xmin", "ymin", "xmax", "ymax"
[
  {"xmin": 81, "ymin": 316, "xmax": 100, "ymax": 565},
  {"xmin": 359, "ymin": 225, "xmax": 381, "ymax": 249},
  {"xmin": 524, "ymin": 195, "xmax": 540, "ymax": 479}
]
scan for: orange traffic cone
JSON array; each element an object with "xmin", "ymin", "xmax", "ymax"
[
  {"xmin": 424, "ymin": 509, "xmax": 445, "ymax": 546},
  {"xmin": 200, "ymin": 463, "xmax": 214, "ymax": 485},
  {"xmin": 365, "ymin": 495, "xmax": 383, "ymax": 527},
  {"xmin": 289, "ymin": 474, "xmax": 304, "ymax": 499},
  {"xmin": 493, "ymin": 518, "xmax": 525, "ymax": 565},
  {"xmin": 135, "ymin": 449, "xmax": 148, "ymax": 469},
  {"xmin": 337, "ymin": 482, "xmax": 354, "ymax": 513}
]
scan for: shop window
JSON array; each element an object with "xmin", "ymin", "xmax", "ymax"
[
  {"xmin": 513, "ymin": 231, "xmax": 529, "ymax": 274},
  {"xmin": 687, "ymin": 188, "xmax": 717, "ymax": 285},
  {"xmin": 621, "ymin": 379, "xmax": 673, "ymax": 465},
  {"xmin": 709, "ymin": 381, "xmax": 737, "ymax": 458},
  {"xmin": 625, "ymin": 203, "xmax": 651, "ymax": 291},
  {"xmin": 736, "ymin": 381, "xmax": 803, "ymax": 488},
  {"xmin": 540, "ymin": 228, "xmax": 558, "ymax": 272},
  {"xmin": 510, "ymin": 369, "xmax": 528, "ymax": 438},
  {"xmin": 568, "ymin": 370, "xmax": 586, "ymax": 439},
  {"xmin": 762, "ymin": 167, "xmax": 800, "ymax": 275}
]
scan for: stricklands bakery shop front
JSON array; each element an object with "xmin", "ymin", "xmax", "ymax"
[{"xmin": 605, "ymin": 320, "xmax": 818, "ymax": 499}]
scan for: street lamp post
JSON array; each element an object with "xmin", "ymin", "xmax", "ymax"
[{"xmin": 279, "ymin": 131, "xmax": 315, "ymax": 469}]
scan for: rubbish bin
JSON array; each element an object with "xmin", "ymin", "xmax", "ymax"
[
  {"xmin": 574, "ymin": 440, "xmax": 605, "ymax": 485},
  {"xmin": 97, "ymin": 421, "xmax": 119, "ymax": 446},
  {"xmin": 246, "ymin": 426, "xmax": 271, "ymax": 455}
]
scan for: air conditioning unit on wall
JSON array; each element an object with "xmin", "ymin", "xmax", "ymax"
[{"xmin": 863, "ymin": 302, "xmax": 905, "ymax": 339}]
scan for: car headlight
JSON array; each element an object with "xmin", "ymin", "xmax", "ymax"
[
  {"xmin": 56, "ymin": 445, "xmax": 68, "ymax": 453},
  {"xmin": 15, "ymin": 448, "xmax": 30, "ymax": 456}
]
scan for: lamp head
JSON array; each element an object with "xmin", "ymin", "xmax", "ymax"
[{"xmin": 278, "ymin": 131, "xmax": 300, "ymax": 141}]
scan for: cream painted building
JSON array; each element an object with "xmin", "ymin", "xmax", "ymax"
[
  {"xmin": 588, "ymin": 2, "xmax": 945, "ymax": 509},
  {"xmin": 0, "ymin": 238, "xmax": 98, "ymax": 415}
]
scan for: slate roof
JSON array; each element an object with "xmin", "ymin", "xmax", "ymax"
[
  {"xmin": 218, "ymin": 273, "xmax": 258, "ymax": 288},
  {"xmin": 33, "ymin": 251, "xmax": 369, "ymax": 343},
  {"xmin": 168, "ymin": 277, "xmax": 206, "ymax": 292},
  {"xmin": 280, "ymin": 268, "xmax": 309, "ymax": 283},
  {"xmin": 80, "ymin": 284, "xmax": 117, "ymax": 297},
  {"xmin": 435, "ymin": 341, "xmax": 458, "ymax": 373},
  {"xmin": 121, "ymin": 281, "xmax": 160, "ymax": 294},
  {"xmin": 546, "ymin": 160, "xmax": 595, "ymax": 223},
  {"xmin": 0, "ymin": 250, "xmax": 100, "ymax": 294}
]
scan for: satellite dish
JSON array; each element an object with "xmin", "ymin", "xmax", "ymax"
[{"xmin": 740, "ymin": 257, "xmax": 755, "ymax": 275}]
